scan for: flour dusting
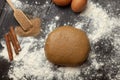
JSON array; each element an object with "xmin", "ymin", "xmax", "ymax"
[{"xmin": 0, "ymin": 0, "xmax": 120, "ymax": 80}]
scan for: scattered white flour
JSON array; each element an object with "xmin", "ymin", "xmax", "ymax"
[
  {"xmin": 35, "ymin": 1, "xmax": 38, "ymax": 5},
  {"xmin": 11, "ymin": 0, "xmax": 22, "ymax": 8},
  {"xmin": 74, "ymin": 2, "xmax": 120, "ymax": 42},
  {"xmin": 0, "ymin": 0, "xmax": 120, "ymax": 80},
  {"xmin": 11, "ymin": 0, "xmax": 51, "ymax": 18},
  {"xmin": 55, "ymin": 16, "xmax": 60, "ymax": 21},
  {"xmin": 92, "ymin": 59, "xmax": 104, "ymax": 70}
]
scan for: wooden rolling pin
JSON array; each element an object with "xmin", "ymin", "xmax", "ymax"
[{"xmin": 6, "ymin": 0, "xmax": 32, "ymax": 31}]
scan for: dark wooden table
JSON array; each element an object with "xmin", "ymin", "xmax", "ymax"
[{"xmin": 0, "ymin": 0, "xmax": 120, "ymax": 80}]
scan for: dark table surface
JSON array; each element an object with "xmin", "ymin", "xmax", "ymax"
[{"xmin": 0, "ymin": 0, "xmax": 120, "ymax": 80}]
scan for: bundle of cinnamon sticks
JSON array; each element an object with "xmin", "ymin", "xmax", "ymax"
[{"xmin": 4, "ymin": 26, "xmax": 21, "ymax": 61}]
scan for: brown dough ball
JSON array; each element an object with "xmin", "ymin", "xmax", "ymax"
[
  {"xmin": 15, "ymin": 18, "xmax": 41, "ymax": 37},
  {"xmin": 45, "ymin": 26, "xmax": 90, "ymax": 66}
]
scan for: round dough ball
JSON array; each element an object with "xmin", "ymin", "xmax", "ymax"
[{"xmin": 45, "ymin": 26, "xmax": 90, "ymax": 66}]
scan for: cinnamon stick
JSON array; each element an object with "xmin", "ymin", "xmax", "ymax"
[
  {"xmin": 9, "ymin": 32, "xmax": 19, "ymax": 54},
  {"xmin": 10, "ymin": 27, "xmax": 21, "ymax": 52},
  {"xmin": 4, "ymin": 33, "xmax": 13, "ymax": 61}
]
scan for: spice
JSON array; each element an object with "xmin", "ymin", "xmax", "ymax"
[
  {"xmin": 10, "ymin": 27, "xmax": 21, "ymax": 51},
  {"xmin": 4, "ymin": 33, "xmax": 13, "ymax": 61},
  {"xmin": 15, "ymin": 18, "xmax": 41, "ymax": 37},
  {"xmin": 4, "ymin": 27, "xmax": 21, "ymax": 61},
  {"xmin": 9, "ymin": 31, "xmax": 18, "ymax": 54}
]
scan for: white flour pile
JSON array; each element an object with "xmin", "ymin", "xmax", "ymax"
[{"xmin": 0, "ymin": 0, "xmax": 120, "ymax": 80}]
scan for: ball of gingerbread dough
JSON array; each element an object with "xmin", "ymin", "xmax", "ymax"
[{"xmin": 45, "ymin": 26, "xmax": 90, "ymax": 66}]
